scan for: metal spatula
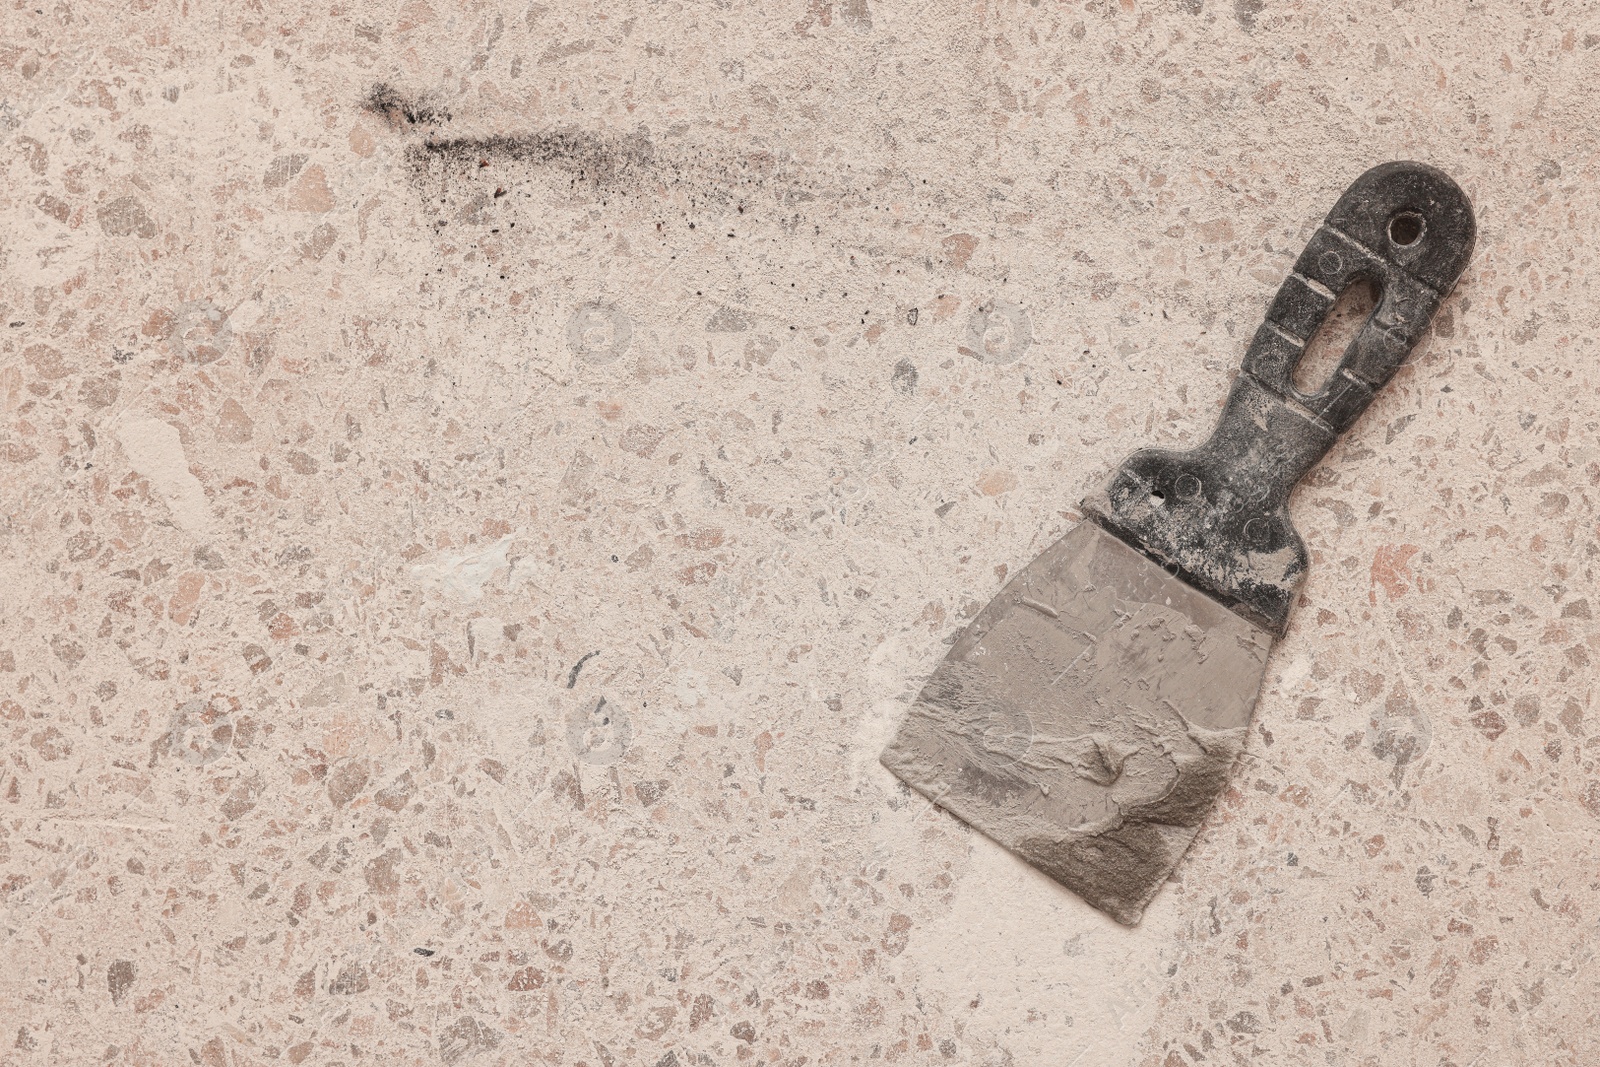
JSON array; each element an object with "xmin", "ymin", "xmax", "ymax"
[{"xmin": 881, "ymin": 162, "xmax": 1475, "ymax": 925}]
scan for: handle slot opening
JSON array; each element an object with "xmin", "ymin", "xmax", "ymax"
[{"xmin": 1292, "ymin": 276, "xmax": 1380, "ymax": 398}]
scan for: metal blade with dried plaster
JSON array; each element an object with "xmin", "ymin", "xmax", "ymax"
[{"xmin": 880, "ymin": 522, "xmax": 1271, "ymax": 926}]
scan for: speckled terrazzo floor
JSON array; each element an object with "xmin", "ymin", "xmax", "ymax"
[{"xmin": 2, "ymin": 2, "xmax": 1598, "ymax": 1064}]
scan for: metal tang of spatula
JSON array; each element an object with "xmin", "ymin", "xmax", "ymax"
[{"xmin": 881, "ymin": 162, "xmax": 1476, "ymax": 925}]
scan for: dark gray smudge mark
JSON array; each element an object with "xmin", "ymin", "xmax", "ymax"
[
  {"xmin": 1367, "ymin": 686, "xmax": 1431, "ymax": 786},
  {"xmin": 263, "ymin": 153, "xmax": 308, "ymax": 189},
  {"xmin": 1233, "ymin": 0, "xmax": 1264, "ymax": 31},
  {"xmin": 706, "ymin": 306, "xmax": 750, "ymax": 333},
  {"xmin": 168, "ymin": 301, "xmax": 232, "ymax": 364},
  {"xmin": 840, "ymin": 0, "xmax": 873, "ymax": 29},
  {"xmin": 567, "ymin": 304, "xmax": 632, "ymax": 364},
  {"xmin": 960, "ymin": 300, "xmax": 1032, "ymax": 364},
  {"xmin": 566, "ymin": 650, "xmax": 601, "ymax": 689},
  {"xmin": 438, "ymin": 1016, "xmax": 502, "ymax": 1065},
  {"xmin": 158, "ymin": 699, "xmax": 233, "ymax": 767},
  {"xmin": 329, "ymin": 962, "xmax": 370, "ymax": 994},
  {"xmin": 364, "ymin": 83, "xmax": 451, "ymax": 127},
  {"xmin": 107, "ymin": 959, "xmax": 136, "ymax": 1005},
  {"xmin": 97, "ymin": 196, "xmax": 157, "ymax": 238},
  {"xmin": 891, "ymin": 358, "xmax": 918, "ymax": 395},
  {"xmin": 1226, "ymin": 1011, "xmax": 1262, "ymax": 1035},
  {"xmin": 566, "ymin": 696, "xmax": 631, "ymax": 766}
]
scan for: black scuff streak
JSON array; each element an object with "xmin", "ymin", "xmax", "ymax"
[
  {"xmin": 364, "ymin": 82, "xmax": 452, "ymax": 127},
  {"xmin": 366, "ymin": 84, "xmax": 838, "ymax": 224},
  {"xmin": 566, "ymin": 650, "xmax": 601, "ymax": 689},
  {"xmin": 414, "ymin": 128, "xmax": 657, "ymax": 191}
]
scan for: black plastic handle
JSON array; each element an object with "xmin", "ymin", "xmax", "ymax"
[{"xmin": 1083, "ymin": 162, "xmax": 1476, "ymax": 636}]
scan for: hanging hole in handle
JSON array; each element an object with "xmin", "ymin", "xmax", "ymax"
[
  {"xmin": 1387, "ymin": 211, "xmax": 1424, "ymax": 248},
  {"xmin": 1148, "ymin": 488, "xmax": 1166, "ymax": 508},
  {"xmin": 1293, "ymin": 277, "xmax": 1380, "ymax": 398}
]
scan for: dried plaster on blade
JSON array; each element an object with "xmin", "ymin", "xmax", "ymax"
[{"xmin": 882, "ymin": 523, "xmax": 1272, "ymax": 924}]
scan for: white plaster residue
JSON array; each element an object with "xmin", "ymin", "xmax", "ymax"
[
  {"xmin": 851, "ymin": 633, "xmax": 920, "ymax": 792},
  {"xmin": 410, "ymin": 534, "xmax": 513, "ymax": 601},
  {"xmin": 468, "ymin": 615, "xmax": 507, "ymax": 660},
  {"xmin": 1277, "ymin": 653, "xmax": 1312, "ymax": 692},
  {"xmin": 301, "ymin": 671, "xmax": 350, "ymax": 709},
  {"xmin": 469, "ymin": 681, "xmax": 550, "ymax": 762},
  {"xmin": 507, "ymin": 553, "xmax": 550, "ymax": 594},
  {"xmin": 906, "ymin": 836, "xmax": 1189, "ymax": 1067},
  {"xmin": 116, "ymin": 417, "xmax": 215, "ymax": 537},
  {"xmin": 227, "ymin": 299, "xmax": 264, "ymax": 333},
  {"xmin": 673, "ymin": 667, "xmax": 711, "ymax": 710}
]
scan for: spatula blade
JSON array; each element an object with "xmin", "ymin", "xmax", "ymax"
[
  {"xmin": 882, "ymin": 163, "xmax": 1476, "ymax": 925},
  {"xmin": 880, "ymin": 521, "xmax": 1272, "ymax": 925}
]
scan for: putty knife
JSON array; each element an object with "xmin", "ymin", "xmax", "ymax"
[{"xmin": 881, "ymin": 162, "xmax": 1475, "ymax": 925}]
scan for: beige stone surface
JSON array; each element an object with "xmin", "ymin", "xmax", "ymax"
[{"xmin": 1, "ymin": 1, "xmax": 1597, "ymax": 1064}]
